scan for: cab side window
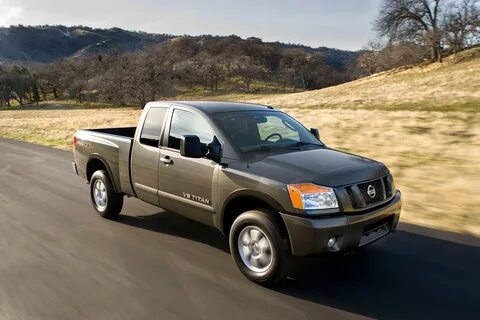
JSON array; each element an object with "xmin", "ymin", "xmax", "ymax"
[
  {"xmin": 140, "ymin": 107, "xmax": 167, "ymax": 147},
  {"xmin": 168, "ymin": 109, "xmax": 214, "ymax": 149}
]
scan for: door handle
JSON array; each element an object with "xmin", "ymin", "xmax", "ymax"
[{"xmin": 160, "ymin": 155, "xmax": 172, "ymax": 164}]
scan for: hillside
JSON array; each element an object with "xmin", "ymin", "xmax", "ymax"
[
  {"xmin": 250, "ymin": 47, "xmax": 480, "ymax": 112},
  {"xmin": 0, "ymin": 25, "xmax": 172, "ymax": 62},
  {"xmin": 0, "ymin": 25, "xmax": 357, "ymax": 72}
]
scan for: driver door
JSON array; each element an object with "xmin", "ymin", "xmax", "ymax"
[{"xmin": 157, "ymin": 108, "xmax": 218, "ymax": 225}]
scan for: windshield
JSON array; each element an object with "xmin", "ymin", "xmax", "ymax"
[{"xmin": 212, "ymin": 110, "xmax": 322, "ymax": 152}]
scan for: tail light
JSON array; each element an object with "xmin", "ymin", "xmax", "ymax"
[{"xmin": 73, "ymin": 135, "xmax": 78, "ymax": 151}]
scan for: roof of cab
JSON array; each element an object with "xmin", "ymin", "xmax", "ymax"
[{"xmin": 146, "ymin": 101, "xmax": 275, "ymax": 114}]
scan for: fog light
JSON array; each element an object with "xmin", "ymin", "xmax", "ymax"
[{"xmin": 327, "ymin": 237, "xmax": 336, "ymax": 248}]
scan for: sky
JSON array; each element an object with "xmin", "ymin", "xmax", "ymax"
[{"xmin": 0, "ymin": 0, "xmax": 382, "ymax": 50}]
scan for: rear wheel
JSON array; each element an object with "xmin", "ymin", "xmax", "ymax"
[
  {"xmin": 229, "ymin": 209, "xmax": 290, "ymax": 286},
  {"xmin": 90, "ymin": 170, "xmax": 123, "ymax": 219}
]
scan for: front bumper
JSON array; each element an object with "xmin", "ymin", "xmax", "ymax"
[{"xmin": 280, "ymin": 191, "xmax": 402, "ymax": 256}]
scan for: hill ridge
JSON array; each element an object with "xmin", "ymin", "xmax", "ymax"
[
  {"xmin": 250, "ymin": 47, "xmax": 480, "ymax": 113},
  {"xmin": 0, "ymin": 25, "xmax": 357, "ymax": 64}
]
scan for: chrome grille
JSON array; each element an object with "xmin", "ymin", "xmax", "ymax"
[
  {"xmin": 358, "ymin": 179, "xmax": 384, "ymax": 205},
  {"xmin": 344, "ymin": 176, "xmax": 391, "ymax": 210}
]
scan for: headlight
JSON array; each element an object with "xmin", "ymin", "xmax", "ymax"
[{"xmin": 287, "ymin": 183, "xmax": 338, "ymax": 210}]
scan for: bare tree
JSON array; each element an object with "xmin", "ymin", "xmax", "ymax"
[
  {"xmin": 0, "ymin": 67, "xmax": 13, "ymax": 107},
  {"xmin": 94, "ymin": 53, "xmax": 131, "ymax": 104},
  {"xmin": 122, "ymin": 48, "xmax": 175, "ymax": 108},
  {"xmin": 206, "ymin": 55, "xmax": 228, "ymax": 91},
  {"xmin": 279, "ymin": 49, "xmax": 308, "ymax": 91},
  {"xmin": 444, "ymin": 0, "xmax": 480, "ymax": 54},
  {"xmin": 376, "ymin": 0, "xmax": 444, "ymax": 61},
  {"xmin": 352, "ymin": 40, "xmax": 428, "ymax": 78},
  {"xmin": 9, "ymin": 66, "xmax": 32, "ymax": 106},
  {"xmin": 190, "ymin": 53, "xmax": 227, "ymax": 90},
  {"xmin": 356, "ymin": 40, "xmax": 386, "ymax": 75},
  {"xmin": 35, "ymin": 62, "xmax": 63, "ymax": 100},
  {"xmin": 300, "ymin": 54, "xmax": 337, "ymax": 89},
  {"xmin": 231, "ymin": 55, "xmax": 266, "ymax": 92},
  {"xmin": 173, "ymin": 59, "xmax": 200, "ymax": 90},
  {"xmin": 0, "ymin": 66, "xmax": 43, "ymax": 107}
]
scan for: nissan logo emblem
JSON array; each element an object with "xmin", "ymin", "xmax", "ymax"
[{"xmin": 367, "ymin": 185, "xmax": 376, "ymax": 198}]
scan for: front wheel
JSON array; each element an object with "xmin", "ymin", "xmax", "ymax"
[
  {"xmin": 90, "ymin": 170, "xmax": 123, "ymax": 219},
  {"xmin": 229, "ymin": 209, "xmax": 290, "ymax": 286}
]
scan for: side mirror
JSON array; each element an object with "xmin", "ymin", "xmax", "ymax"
[
  {"xmin": 207, "ymin": 136, "xmax": 223, "ymax": 163},
  {"xmin": 180, "ymin": 135, "xmax": 205, "ymax": 158},
  {"xmin": 310, "ymin": 128, "xmax": 320, "ymax": 140}
]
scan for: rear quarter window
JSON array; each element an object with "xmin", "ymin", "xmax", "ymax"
[{"xmin": 140, "ymin": 107, "xmax": 167, "ymax": 147}]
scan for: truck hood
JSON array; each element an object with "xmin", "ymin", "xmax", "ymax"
[{"xmin": 244, "ymin": 148, "xmax": 389, "ymax": 187}]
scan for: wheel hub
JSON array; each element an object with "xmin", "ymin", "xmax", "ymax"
[
  {"xmin": 248, "ymin": 241, "xmax": 262, "ymax": 257},
  {"xmin": 93, "ymin": 180, "xmax": 108, "ymax": 210},
  {"xmin": 238, "ymin": 226, "xmax": 273, "ymax": 273}
]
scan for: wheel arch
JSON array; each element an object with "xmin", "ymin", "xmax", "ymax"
[
  {"xmin": 86, "ymin": 154, "xmax": 119, "ymax": 193},
  {"xmin": 220, "ymin": 190, "xmax": 287, "ymax": 237}
]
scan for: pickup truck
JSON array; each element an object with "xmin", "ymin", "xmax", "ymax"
[{"xmin": 72, "ymin": 101, "xmax": 402, "ymax": 285}]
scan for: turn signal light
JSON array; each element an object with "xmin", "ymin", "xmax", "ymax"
[{"xmin": 287, "ymin": 183, "xmax": 338, "ymax": 210}]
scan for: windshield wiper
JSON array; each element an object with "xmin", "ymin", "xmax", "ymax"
[
  {"xmin": 243, "ymin": 145, "xmax": 301, "ymax": 152},
  {"xmin": 289, "ymin": 141, "xmax": 324, "ymax": 148}
]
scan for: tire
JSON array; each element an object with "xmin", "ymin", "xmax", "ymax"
[
  {"xmin": 90, "ymin": 170, "xmax": 123, "ymax": 219},
  {"xmin": 229, "ymin": 209, "xmax": 290, "ymax": 286}
]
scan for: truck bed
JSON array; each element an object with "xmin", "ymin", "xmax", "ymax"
[
  {"xmin": 74, "ymin": 127, "xmax": 137, "ymax": 196},
  {"xmin": 86, "ymin": 127, "xmax": 136, "ymax": 138}
]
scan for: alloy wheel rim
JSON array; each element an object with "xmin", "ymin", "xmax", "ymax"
[
  {"xmin": 93, "ymin": 179, "xmax": 108, "ymax": 211},
  {"xmin": 237, "ymin": 226, "xmax": 273, "ymax": 273}
]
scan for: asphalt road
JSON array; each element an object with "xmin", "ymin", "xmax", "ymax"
[{"xmin": 0, "ymin": 137, "xmax": 479, "ymax": 320}]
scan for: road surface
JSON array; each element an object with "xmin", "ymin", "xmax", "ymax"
[{"xmin": 0, "ymin": 137, "xmax": 479, "ymax": 319}]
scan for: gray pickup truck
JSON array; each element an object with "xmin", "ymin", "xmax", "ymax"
[{"xmin": 73, "ymin": 101, "xmax": 402, "ymax": 285}]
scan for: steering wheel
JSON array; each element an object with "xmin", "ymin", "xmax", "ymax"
[{"xmin": 265, "ymin": 133, "xmax": 283, "ymax": 142}]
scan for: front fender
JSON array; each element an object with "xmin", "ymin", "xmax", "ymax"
[{"xmin": 216, "ymin": 189, "xmax": 285, "ymax": 234}]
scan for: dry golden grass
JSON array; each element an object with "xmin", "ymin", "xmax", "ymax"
[
  {"xmin": 1, "ymin": 49, "xmax": 479, "ymax": 236},
  {"xmin": 0, "ymin": 108, "xmax": 141, "ymax": 148},
  {"xmin": 248, "ymin": 47, "xmax": 480, "ymax": 113},
  {"xmin": 285, "ymin": 108, "xmax": 480, "ymax": 236}
]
